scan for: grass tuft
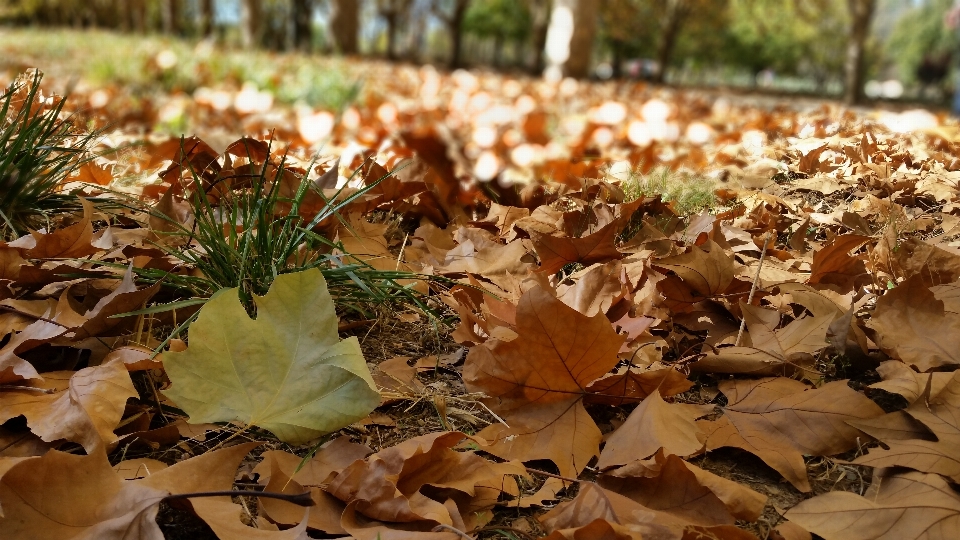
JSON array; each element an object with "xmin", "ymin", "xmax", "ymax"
[
  {"xmin": 126, "ymin": 140, "xmax": 438, "ymax": 320},
  {"xmin": 0, "ymin": 70, "xmax": 100, "ymax": 239},
  {"xmin": 617, "ymin": 166, "xmax": 718, "ymax": 216}
]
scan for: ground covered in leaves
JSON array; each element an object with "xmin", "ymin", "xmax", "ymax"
[{"xmin": 3, "ymin": 31, "xmax": 960, "ymax": 540}]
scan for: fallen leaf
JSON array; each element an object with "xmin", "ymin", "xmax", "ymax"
[
  {"xmin": 785, "ymin": 471, "xmax": 960, "ymax": 540},
  {"xmin": 162, "ymin": 269, "xmax": 380, "ymax": 444},
  {"xmin": 529, "ymin": 221, "xmax": 623, "ymax": 275},
  {"xmin": 464, "ymin": 285, "xmax": 624, "ymax": 476},
  {"xmin": 854, "ymin": 371, "xmax": 960, "ymax": 481},
  {"xmin": 699, "ymin": 378, "xmax": 884, "ymax": 491},
  {"xmin": 597, "ymin": 392, "xmax": 703, "ymax": 470},
  {"xmin": 0, "ymin": 356, "xmax": 136, "ymax": 452},
  {"xmin": 867, "ymin": 274, "xmax": 960, "ymax": 372}
]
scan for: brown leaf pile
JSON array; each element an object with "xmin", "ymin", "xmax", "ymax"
[{"xmin": 3, "ymin": 63, "xmax": 960, "ymax": 539}]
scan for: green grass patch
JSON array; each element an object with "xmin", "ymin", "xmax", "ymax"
[{"xmin": 617, "ymin": 166, "xmax": 718, "ymax": 216}]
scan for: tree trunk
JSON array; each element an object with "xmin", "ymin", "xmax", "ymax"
[
  {"xmin": 652, "ymin": 0, "xmax": 689, "ymax": 84},
  {"xmin": 330, "ymin": 0, "xmax": 359, "ymax": 54},
  {"xmin": 653, "ymin": 18, "xmax": 679, "ymax": 83},
  {"xmin": 161, "ymin": 0, "xmax": 181, "ymax": 35},
  {"xmin": 844, "ymin": 0, "xmax": 876, "ymax": 105},
  {"xmin": 447, "ymin": 1, "xmax": 470, "ymax": 69},
  {"xmin": 544, "ymin": 0, "xmax": 596, "ymax": 79},
  {"xmin": 241, "ymin": 0, "xmax": 261, "ymax": 49},
  {"xmin": 528, "ymin": 0, "xmax": 552, "ymax": 74},
  {"xmin": 198, "ymin": 0, "xmax": 215, "ymax": 39},
  {"xmin": 385, "ymin": 13, "xmax": 399, "ymax": 60},
  {"xmin": 292, "ymin": 0, "xmax": 313, "ymax": 51}
]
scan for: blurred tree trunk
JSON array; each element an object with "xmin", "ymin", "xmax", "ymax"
[
  {"xmin": 241, "ymin": 0, "xmax": 261, "ymax": 49},
  {"xmin": 432, "ymin": 0, "xmax": 471, "ymax": 69},
  {"xmin": 544, "ymin": 0, "xmax": 596, "ymax": 79},
  {"xmin": 127, "ymin": 0, "xmax": 147, "ymax": 33},
  {"xmin": 161, "ymin": 0, "xmax": 182, "ymax": 35},
  {"xmin": 330, "ymin": 0, "xmax": 359, "ymax": 54},
  {"xmin": 528, "ymin": 0, "xmax": 553, "ymax": 74},
  {"xmin": 378, "ymin": 0, "xmax": 412, "ymax": 61},
  {"xmin": 844, "ymin": 0, "xmax": 876, "ymax": 105},
  {"xmin": 652, "ymin": 0, "xmax": 692, "ymax": 84},
  {"xmin": 198, "ymin": 0, "xmax": 216, "ymax": 39},
  {"xmin": 293, "ymin": 0, "xmax": 314, "ymax": 51}
]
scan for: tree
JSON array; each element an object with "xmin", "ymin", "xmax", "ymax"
[
  {"xmin": 543, "ymin": 0, "xmax": 597, "ymax": 78},
  {"xmin": 161, "ymin": 0, "xmax": 182, "ymax": 35},
  {"xmin": 329, "ymin": 0, "xmax": 359, "ymax": 54},
  {"xmin": 378, "ymin": 0, "xmax": 414, "ymax": 60},
  {"xmin": 432, "ymin": 0, "xmax": 472, "ymax": 69},
  {"xmin": 198, "ymin": 0, "xmax": 215, "ymax": 39},
  {"xmin": 292, "ymin": 0, "xmax": 314, "ymax": 51},
  {"xmin": 463, "ymin": 0, "xmax": 531, "ymax": 67},
  {"xmin": 598, "ymin": 0, "xmax": 645, "ymax": 78},
  {"xmin": 650, "ymin": 0, "xmax": 696, "ymax": 83},
  {"xmin": 845, "ymin": 0, "xmax": 877, "ymax": 104},
  {"xmin": 526, "ymin": 0, "xmax": 553, "ymax": 73},
  {"xmin": 240, "ymin": 0, "xmax": 261, "ymax": 49},
  {"xmin": 886, "ymin": 0, "xmax": 956, "ymax": 86}
]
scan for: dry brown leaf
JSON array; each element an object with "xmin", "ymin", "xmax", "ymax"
[
  {"xmin": 692, "ymin": 302, "xmax": 832, "ymax": 379},
  {"xmin": 529, "ymin": 220, "xmax": 623, "ymax": 275},
  {"xmin": 699, "ymin": 377, "xmax": 884, "ymax": 491},
  {"xmin": 326, "ymin": 432, "xmax": 523, "ymax": 527},
  {"xmin": 584, "ymin": 366, "xmax": 692, "ymax": 406},
  {"xmin": 597, "ymin": 392, "xmax": 703, "ymax": 469},
  {"xmin": 464, "ymin": 285, "xmax": 624, "ymax": 476},
  {"xmin": 0, "ymin": 449, "xmax": 167, "ymax": 539},
  {"xmin": 867, "ymin": 274, "xmax": 960, "ymax": 371},
  {"xmin": 808, "ymin": 234, "xmax": 871, "ymax": 293},
  {"xmin": 785, "ymin": 471, "xmax": 960, "ymax": 540},
  {"xmin": 258, "ymin": 455, "xmax": 346, "ymax": 534},
  {"xmin": 600, "ymin": 452, "xmax": 738, "ymax": 526},
  {"xmin": 539, "ymin": 482, "xmax": 757, "ymax": 540},
  {"xmin": 854, "ymin": 371, "xmax": 960, "ymax": 481},
  {"xmin": 868, "ymin": 360, "xmax": 954, "ymax": 404},
  {"xmin": 0, "ymin": 356, "xmax": 136, "ymax": 453},
  {"xmin": 252, "ymin": 436, "xmax": 373, "ymax": 487}
]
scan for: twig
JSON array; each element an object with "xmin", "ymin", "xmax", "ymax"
[
  {"xmin": 163, "ymin": 490, "xmax": 314, "ymax": 506},
  {"xmin": 523, "ymin": 467, "xmax": 580, "ymax": 484},
  {"xmin": 0, "ymin": 385, "xmax": 55, "ymax": 393},
  {"xmin": 0, "ymin": 305, "xmax": 66, "ymax": 327},
  {"xmin": 431, "ymin": 524, "xmax": 473, "ymax": 539},
  {"xmin": 735, "ymin": 231, "xmax": 771, "ymax": 347}
]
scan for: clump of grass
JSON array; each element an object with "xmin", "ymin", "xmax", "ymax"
[
  {"xmin": 0, "ymin": 70, "xmax": 100, "ymax": 239},
  {"xmin": 617, "ymin": 166, "xmax": 718, "ymax": 216},
  {"xmin": 129, "ymin": 141, "xmax": 436, "ymax": 321}
]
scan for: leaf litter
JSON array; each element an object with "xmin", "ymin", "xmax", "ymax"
[{"xmin": 1, "ymin": 60, "xmax": 960, "ymax": 540}]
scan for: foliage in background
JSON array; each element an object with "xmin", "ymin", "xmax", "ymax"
[
  {"xmin": 0, "ymin": 70, "xmax": 98, "ymax": 239},
  {"xmin": 0, "ymin": 30, "xmax": 361, "ymax": 111},
  {"xmin": 887, "ymin": 0, "xmax": 959, "ymax": 85}
]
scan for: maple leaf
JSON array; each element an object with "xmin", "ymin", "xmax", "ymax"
[
  {"xmin": 867, "ymin": 275, "xmax": 960, "ymax": 372},
  {"xmin": 785, "ymin": 471, "xmax": 960, "ymax": 540},
  {"xmin": 693, "ymin": 303, "xmax": 832, "ymax": 379},
  {"xmin": 808, "ymin": 234, "xmax": 871, "ymax": 293},
  {"xmin": 528, "ymin": 220, "xmax": 623, "ymax": 275},
  {"xmin": 699, "ymin": 377, "xmax": 884, "ymax": 492},
  {"xmin": 597, "ymin": 392, "xmax": 704, "ymax": 470},
  {"xmin": 539, "ymin": 482, "xmax": 757, "ymax": 540},
  {"xmin": 854, "ymin": 371, "xmax": 960, "ymax": 481},
  {"xmin": 464, "ymin": 285, "xmax": 625, "ymax": 477},
  {"xmin": 0, "ymin": 442, "xmax": 304, "ymax": 540},
  {"xmin": 600, "ymin": 450, "xmax": 767, "ymax": 526},
  {"xmin": 0, "ymin": 356, "xmax": 136, "ymax": 453},
  {"xmin": 325, "ymin": 432, "xmax": 523, "ymax": 528},
  {"xmin": 162, "ymin": 268, "xmax": 380, "ymax": 444}
]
